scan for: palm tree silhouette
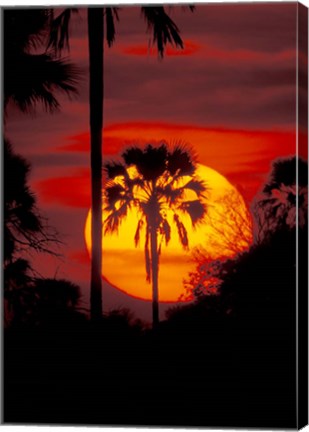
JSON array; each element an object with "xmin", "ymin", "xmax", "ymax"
[
  {"xmin": 104, "ymin": 143, "xmax": 207, "ymax": 328},
  {"xmin": 256, "ymin": 157, "xmax": 308, "ymax": 233},
  {"xmin": 48, "ymin": 7, "xmax": 194, "ymax": 321},
  {"xmin": 3, "ymin": 9, "xmax": 78, "ymax": 114}
]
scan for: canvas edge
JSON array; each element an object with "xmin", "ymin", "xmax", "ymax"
[{"xmin": 297, "ymin": 1, "xmax": 309, "ymax": 430}]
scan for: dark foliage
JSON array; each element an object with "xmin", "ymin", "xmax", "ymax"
[
  {"xmin": 3, "ymin": 140, "xmax": 63, "ymax": 327},
  {"xmin": 4, "ymin": 139, "xmax": 59, "ymax": 260},
  {"xmin": 263, "ymin": 156, "xmax": 308, "ymax": 193},
  {"xmin": 254, "ymin": 157, "xmax": 308, "ymax": 240},
  {"xmin": 3, "ymin": 9, "xmax": 79, "ymax": 113},
  {"xmin": 141, "ymin": 6, "xmax": 186, "ymax": 57},
  {"xmin": 47, "ymin": 8, "xmax": 79, "ymax": 53},
  {"xmin": 4, "ymin": 217, "xmax": 301, "ymax": 428}
]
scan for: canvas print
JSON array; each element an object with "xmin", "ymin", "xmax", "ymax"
[{"xmin": 2, "ymin": 2, "xmax": 308, "ymax": 428}]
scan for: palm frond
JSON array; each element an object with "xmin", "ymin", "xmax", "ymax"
[
  {"xmin": 160, "ymin": 177, "xmax": 206, "ymax": 206},
  {"xmin": 104, "ymin": 162, "xmax": 127, "ymax": 179},
  {"xmin": 127, "ymin": 177, "xmax": 145, "ymax": 192},
  {"xmin": 105, "ymin": 184, "xmax": 125, "ymax": 207},
  {"xmin": 103, "ymin": 203, "xmax": 128, "ymax": 234},
  {"xmin": 145, "ymin": 226, "xmax": 151, "ymax": 282},
  {"xmin": 160, "ymin": 218, "xmax": 171, "ymax": 245},
  {"xmin": 158, "ymin": 184, "xmax": 184, "ymax": 205},
  {"xmin": 167, "ymin": 143, "xmax": 195, "ymax": 176},
  {"xmin": 141, "ymin": 6, "xmax": 183, "ymax": 57},
  {"xmin": 4, "ymin": 9, "xmax": 50, "ymax": 53},
  {"xmin": 122, "ymin": 146, "xmax": 144, "ymax": 167},
  {"xmin": 178, "ymin": 200, "xmax": 207, "ymax": 226},
  {"xmin": 183, "ymin": 178, "xmax": 207, "ymax": 196},
  {"xmin": 183, "ymin": 5, "xmax": 195, "ymax": 12},
  {"xmin": 258, "ymin": 197, "xmax": 278, "ymax": 208},
  {"xmin": 134, "ymin": 218, "xmax": 144, "ymax": 247},
  {"xmin": 139, "ymin": 144, "xmax": 168, "ymax": 181},
  {"xmin": 263, "ymin": 157, "xmax": 307, "ymax": 192},
  {"xmin": 5, "ymin": 53, "xmax": 79, "ymax": 112},
  {"xmin": 174, "ymin": 214, "xmax": 189, "ymax": 249},
  {"xmin": 105, "ymin": 7, "xmax": 120, "ymax": 47},
  {"xmin": 123, "ymin": 144, "xmax": 168, "ymax": 181},
  {"xmin": 47, "ymin": 8, "xmax": 78, "ymax": 54}
]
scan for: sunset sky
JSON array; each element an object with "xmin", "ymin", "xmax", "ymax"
[{"xmin": 5, "ymin": 3, "xmax": 305, "ymax": 320}]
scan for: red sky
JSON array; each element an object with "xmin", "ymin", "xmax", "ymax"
[{"xmin": 5, "ymin": 3, "xmax": 304, "ymax": 321}]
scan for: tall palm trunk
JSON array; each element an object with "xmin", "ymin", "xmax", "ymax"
[
  {"xmin": 88, "ymin": 8, "xmax": 104, "ymax": 321},
  {"xmin": 150, "ymin": 224, "xmax": 159, "ymax": 329}
]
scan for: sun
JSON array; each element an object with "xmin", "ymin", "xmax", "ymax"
[{"xmin": 84, "ymin": 164, "xmax": 253, "ymax": 302}]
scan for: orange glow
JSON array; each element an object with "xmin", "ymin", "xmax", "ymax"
[
  {"xmin": 59, "ymin": 122, "xmax": 297, "ymax": 159},
  {"xmin": 121, "ymin": 40, "xmax": 200, "ymax": 57},
  {"xmin": 38, "ymin": 122, "xmax": 297, "ymax": 210},
  {"xmin": 84, "ymin": 164, "xmax": 253, "ymax": 302},
  {"xmin": 119, "ymin": 41, "xmax": 294, "ymax": 63}
]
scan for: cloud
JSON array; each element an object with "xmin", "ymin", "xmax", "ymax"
[
  {"xmin": 119, "ymin": 39, "xmax": 294, "ymax": 64},
  {"xmin": 69, "ymin": 248, "xmax": 90, "ymax": 265},
  {"xmin": 120, "ymin": 40, "xmax": 201, "ymax": 57},
  {"xmin": 35, "ymin": 121, "xmax": 296, "ymax": 209},
  {"xmin": 34, "ymin": 168, "xmax": 90, "ymax": 208},
  {"xmin": 171, "ymin": 3, "xmax": 296, "ymax": 53},
  {"xmin": 57, "ymin": 132, "xmax": 129, "ymax": 155}
]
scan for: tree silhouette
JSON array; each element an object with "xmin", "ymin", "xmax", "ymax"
[
  {"xmin": 3, "ymin": 9, "xmax": 79, "ymax": 114},
  {"xmin": 254, "ymin": 156, "xmax": 308, "ymax": 241},
  {"xmin": 5, "ymin": 275, "xmax": 83, "ymax": 328},
  {"xmin": 104, "ymin": 142, "xmax": 207, "ymax": 328},
  {"xmin": 3, "ymin": 10, "xmax": 78, "ymax": 324},
  {"xmin": 180, "ymin": 156, "xmax": 308, "ymax": 327},
  {"xmin": 4, "ymin": 139, "xmax": 60, "ymax": 326},
  {"xmin": 48, "ymin": 6, "xmax": 194, "ymax": 321},
  {"xmin": 104, "ymin": 308, "xmax": 146, "ymax": 338},
  {"xmin": 201, "ymin": 190, "xmax": 253, "ymax": 257},
  {"xmin": 4, "ymin": 258, "xmax": 33, "ymax": 327},
  {"xmin": 217, "ymin": 228, "xmax": 298, "ymax": 327},
  {"xmin": 31, "ymin": 278, "xmax": 82, "ymax": 327},
  {"xmin": 4, "ymin": 139, "xmax": 59, "ymax": 260},
  {"xmin": 181, "ymin": 191, "xmax": 253, "ymax": 301}
]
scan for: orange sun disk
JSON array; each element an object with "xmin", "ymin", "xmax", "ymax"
[{"xmin": 84, "ymin": 164, "xmax": 253, "ymax": 302}]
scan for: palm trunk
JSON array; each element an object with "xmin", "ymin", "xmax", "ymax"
[
  {"xmin": 88, "ymin": 8, "xmax": 104, "ymax": 321},
  {"xmin": 150, "ymin": 224, "xmax": 159, "ymax": 329}
]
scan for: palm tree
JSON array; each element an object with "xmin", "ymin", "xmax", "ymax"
[
  {"xmin": 104, "ymin": 143, "xmax": 207, "ymax": 328},
  {"xmin": 48, "ymin": 6, "xmax": 194, "ymax": 321},
  {"xmin": 255, "ymin": 157, "xmax": 308, "ymax": 237},
  {"xmin": 3, "ymin": 9, "xmax": 79, "ymax": 114}
]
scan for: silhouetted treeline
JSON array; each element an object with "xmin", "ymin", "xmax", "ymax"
[{"xmin": 4, "ymin": 156, "xmax": 307, "ymax": 428}]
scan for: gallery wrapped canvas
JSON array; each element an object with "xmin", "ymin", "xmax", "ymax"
[{"xmin": 2, "ymin": 1, "xmax": 308, "ymax": 429}]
